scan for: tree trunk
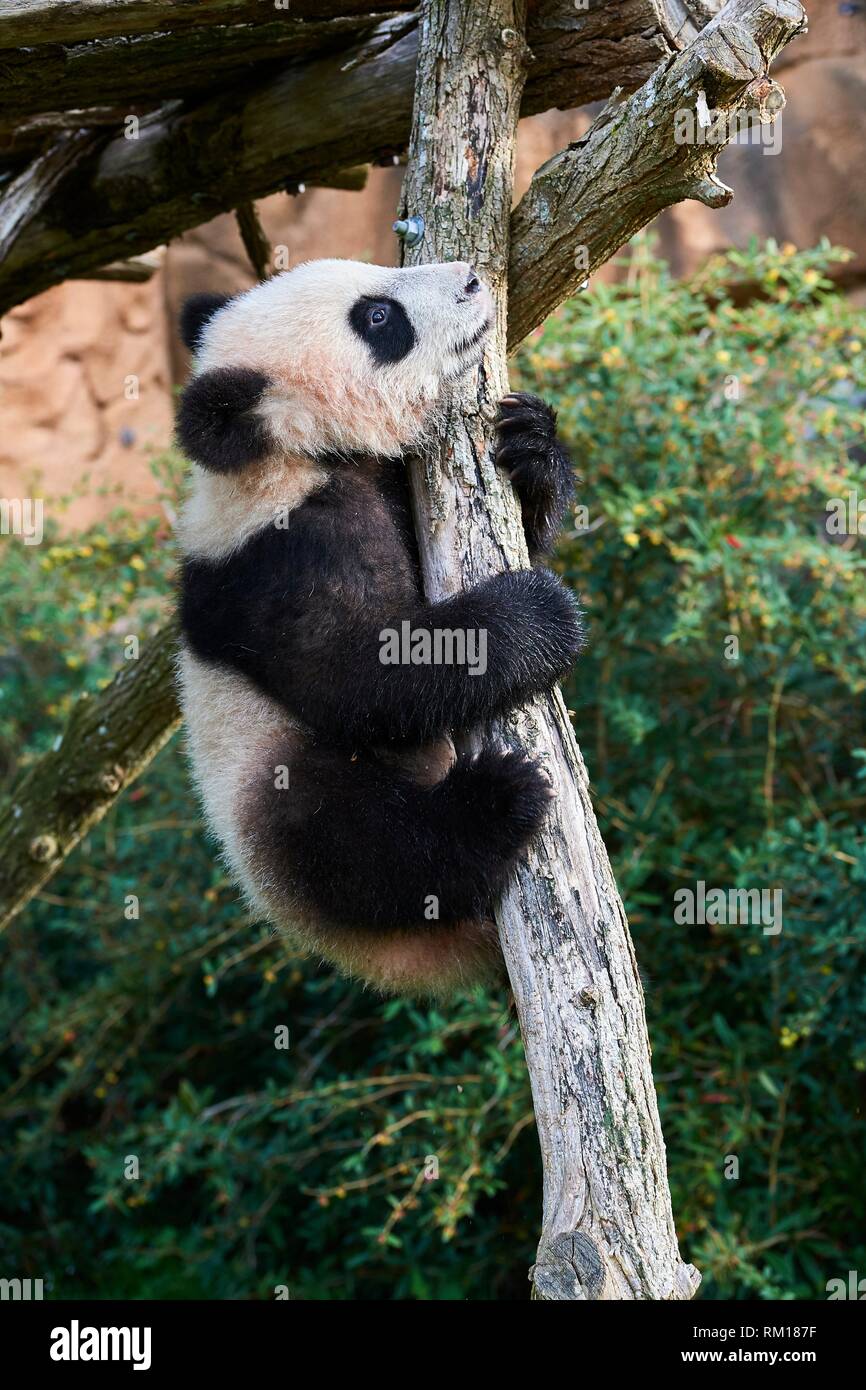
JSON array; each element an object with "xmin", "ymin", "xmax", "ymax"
[
  {"xmin": 0, "ymin": 624, "xmax": 181, "ymax": 929},
  {"xmin": 400, "ymin": 0, "xmax": 699, "ymax": 1301}
]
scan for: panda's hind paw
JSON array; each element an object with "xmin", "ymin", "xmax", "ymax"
[{"xmin": 441, "ymin": 745, "xmax": 553, "ymax": 856}]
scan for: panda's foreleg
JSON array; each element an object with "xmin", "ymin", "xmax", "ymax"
[
  {"xmin": 292, "ymin": 569, "xmax": 585, "ymax": 746},
  {"xmin": 495, "ymin": 392, "xmax": 576, "ymax": 560},
  {"xmin": 246, "ymin": 739, "xmax": 553, "ymax": 931}
]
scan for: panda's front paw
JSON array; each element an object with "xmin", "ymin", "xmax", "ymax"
[
  {"xmin": 495, "ymin": 393, "xmax": 575, "ymax": 558},
  {"xmin": 494, "ymin": 392, "xmax": 559, "ymax": 484}
]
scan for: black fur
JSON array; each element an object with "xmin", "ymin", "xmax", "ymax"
[
  {"xmin": 176, "ymin": 366, "xmax": 271, "ymax": 473},
  {"xmin": 181, "ymin": 465, "xmax": 584, "ymax": 748},
  {"xmin": 496, "ymin": 392, "xmax": 576, "ymax": 558},
  {"xmin": 348, "ymin": 296, "xmax": 416, "ymax": 365},
  {"xmin": 180, "ymin": 382, "xmax": 582, "ymax": 952},
  {"xmin": 252, "ymin": 743, "xmax": 553, "ymax": 929},
  {"xmin": 180, "ymin": 292, "xmax": 232, "ymax": 352}
]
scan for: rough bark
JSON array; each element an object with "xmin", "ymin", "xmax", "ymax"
[
  {"xmin": 0, "ymin": 625, "xmax": 181, "ymax": 934},
  {"xmin": 78, "ymin": 248, "xmax": 166, "ymax": 282},
  {"xmin": 400, "ymin": 0, "xmax": 697, "ymax": 1304},
  {"xmin": 0, "ymin": 2, "xmax": 714, "ymax": 316},
  {"xmin": 0, "ymin": 0, "xmax": 805, "ymax": 1050},
  {"xmin": 0, "ymin": 128, "xmax": 98, "ymax": 262},
  {"xmin": 0, "ymin": 0, "xmax": 392, "ymax": 46},
  {"xmin": 508, "ymin": 0, "xmax": 807, "ymax": 347},
  {"xmin": 235, "ymin": 201, "xmax": 273, "ymax": 281},
  {"xmin": 0, "ymin": 1, "xmax": 708, "ymax": 126},
  {"xmin": 0, "ymin": 0, "xmax": 719, "ymax": 52},
  {"xmin": 0, "ymin": 14, "xmax": 389, "ymax": 122}
]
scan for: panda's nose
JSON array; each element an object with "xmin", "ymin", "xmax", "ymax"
[{"xmin": 464, "ymin": 269, "xmax": 481, "ymax": 296}]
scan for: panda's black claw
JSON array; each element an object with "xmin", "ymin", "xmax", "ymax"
[{"xmin": 495, "ymin": 393, "xmax": 575, "ymax": 558}]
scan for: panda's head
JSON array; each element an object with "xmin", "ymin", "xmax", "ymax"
[{"xmin": 177, "ymin": 258, "xmax": 493, "ymax": 471}]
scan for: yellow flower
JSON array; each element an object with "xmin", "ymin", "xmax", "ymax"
[
  {"xmin": 130, "ymin": 555, "xmax": 146, "ymax": 571},
  {"xmin": 623, "ymin": 531, "xmax": 640, "ymax": 548}
]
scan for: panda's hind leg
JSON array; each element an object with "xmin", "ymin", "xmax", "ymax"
[{"xmin": 241, "ymin": 740, "xmax": 552, "ymax": 996}]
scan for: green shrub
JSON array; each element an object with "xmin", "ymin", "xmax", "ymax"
[{"xmin": 1, "ymin": 240, "xmax": 863, "ymax": 1300}]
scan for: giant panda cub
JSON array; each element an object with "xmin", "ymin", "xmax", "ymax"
[{"xmin": 175, "ymin": 258, "xmax": 583, "ymax": 997}]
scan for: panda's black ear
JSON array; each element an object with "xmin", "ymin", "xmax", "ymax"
[
  {"xmin": 179, "ymin": 292, "xmax": 232, "ymax": 352},
  {"xmin": 176, "ymin": 366, "xmax": 271, "ymax": 473}
]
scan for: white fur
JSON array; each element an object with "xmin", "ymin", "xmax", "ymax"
[
  {"xmin": 177, "ymin": 649, "xmax": 293, "ymax": 897},
  {"xmin": 177, "ymin": 259, "xmax": 492, "ymax": 560},
  {"xmin": 194, "ymin": 258, "xmax": 493, "ymax": 458},
  {"xmin": 176, "ymin": 259, "xmax": 498, "ymax": 995},
  {"xmin": 176, "ymin": 455, "xmax": 326, "ymax": 562}
]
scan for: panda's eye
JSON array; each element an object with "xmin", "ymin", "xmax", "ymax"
[{"xmin": 349, "ymin": 294, "xmax": 415, "ymax": 364}]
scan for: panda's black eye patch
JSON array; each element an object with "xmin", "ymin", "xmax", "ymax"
[{"xmin": 349, "ymin": 295, "xmax": 415, "ymax": 365}]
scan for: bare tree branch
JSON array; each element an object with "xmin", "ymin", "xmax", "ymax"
[
  {"xmin": 0, "ymin": 13, "xmax": 393, "ymax": 121},
  {"xmin": 508, "ymin": 0, "xmax": 807, "ymax": 347},
  {"xmin": 0, "ymin": 128, "xmax": 98, "ymax": 261},
  {"xmin": 0, "ymin": 624, "xmax": 181, "ymax": 932},
  {"xmin": 0, "ymin": 0, "xmax": 392, "ymax": 46},
  {"xmin": 0, "ymin": 2, "xmax": 714, "ymax": 317},
  {"xmin": 235, "ymin": 201, "xmax": 272, "ymax": 281},
  {"xmin": 76, "ymin": 247, "xmax": 166, "ymax": 282}
]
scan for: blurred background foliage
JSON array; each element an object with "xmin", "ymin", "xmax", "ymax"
[{"xmin": 1, "ymin": 240, "xmax": 864, "ymax": 1301}]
